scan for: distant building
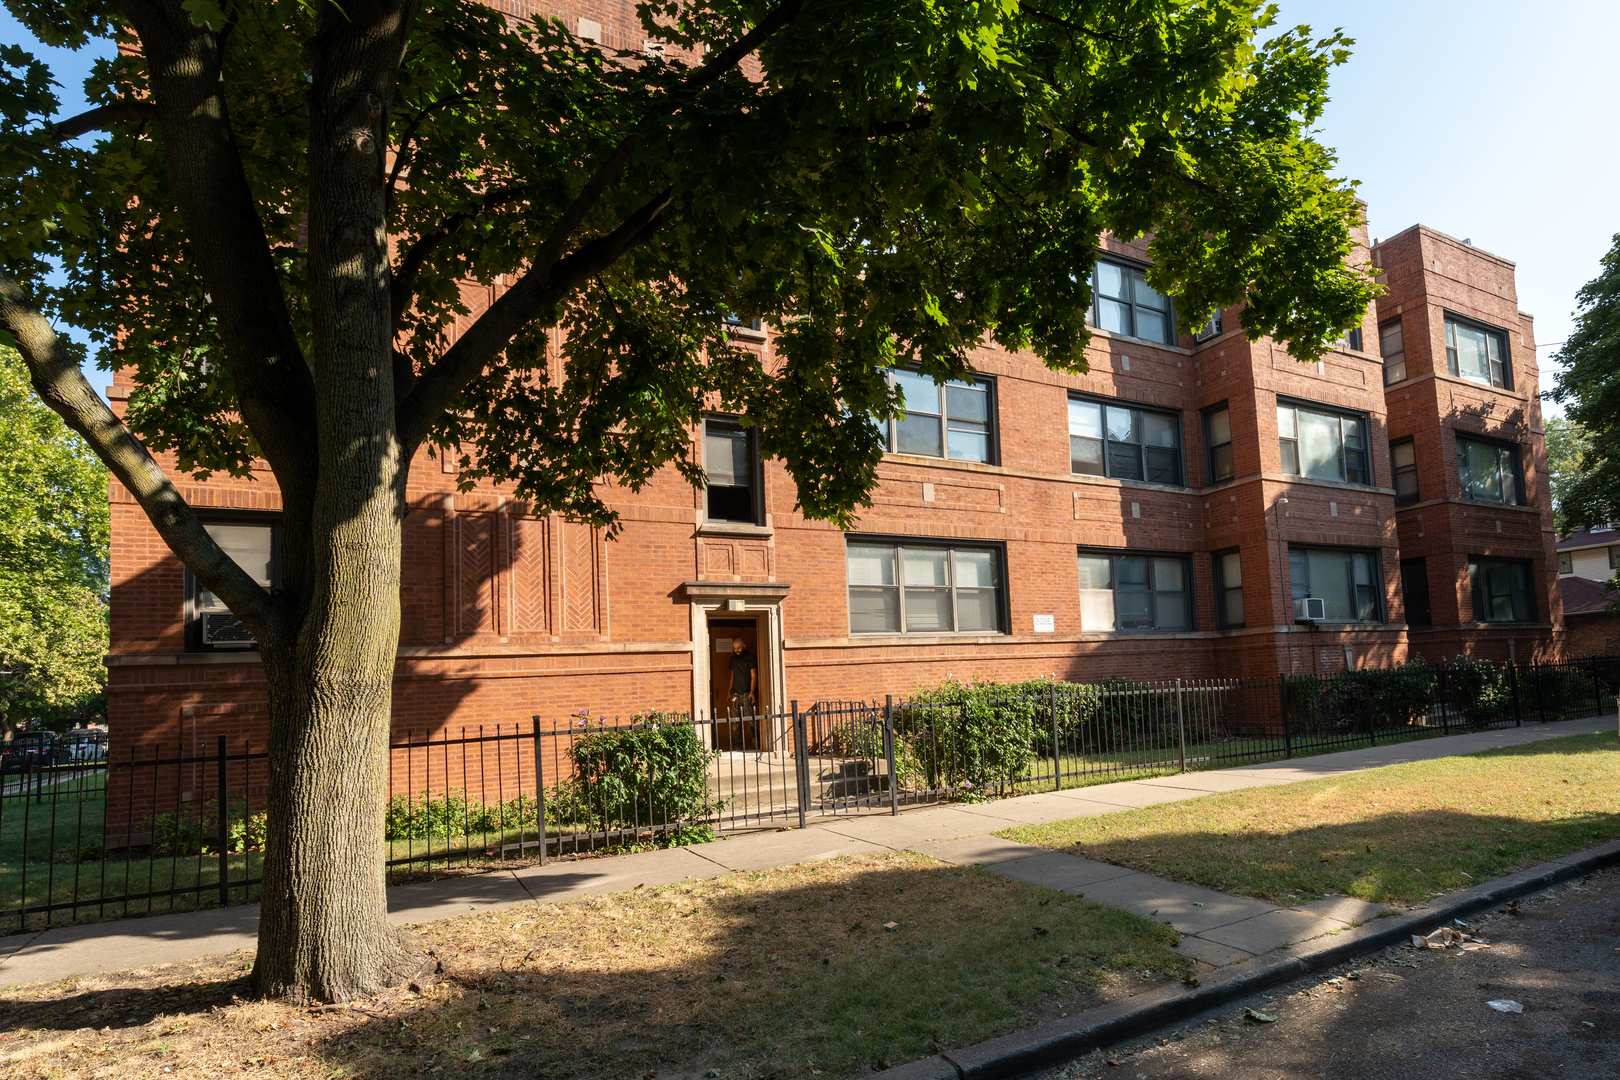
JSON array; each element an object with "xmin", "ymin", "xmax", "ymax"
[{"xmin": 1557, "ymin": 526, "xmax": 1620, "ymax": 655}]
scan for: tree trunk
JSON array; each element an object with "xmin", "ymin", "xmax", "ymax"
[
  {"xmin": 251, "ymin": 538, "xmax": 420, "ymax": 1001},
  {"xmin": 251, "ymin": 2, "xmax": 421, "ymax": 1001}
]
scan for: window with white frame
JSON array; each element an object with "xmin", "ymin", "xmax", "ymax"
[
  {"xmin": 847, "ymin": 540, "xmax": 1003, "ymax": 635},
  {"xmin": 1213, "ymin": 549, "xmax": 1244, "ymax": 628},
  {"xmin": 1456, "ymin": 436, "xmax": 1523, "ymax": 505},
  {"xmin": 880, "ymin": 369, "xmax": 994, "ymax": 463},
  {"xmin": 1558, "ymin": 552, "xmax": 1573, "ymax": 575},
  {"xmin": 1380, "ymin": 318, "xmax": 1407, "ymax": 385},
  {"xmin": 1069, "ymin": 397, "xmax": 1183, "ymax": 485},
  {"xmin": 1077, "ymin": 550, "xmax": 1193, "ymax": 632},
  {"xmin": 1391, "ymin": 439, "xmax": 1419, "ymax": 506},
  {"xmin": 1090, "ymin": 259, "xmax": 1175, "ymax": 345},
  {"xmin": 1288, "ymin": 547, "xmax": 1381, "ymax": 622},
  {"xmin": 188, "ymin": 520, "xmax": 279, "ymax": 649},
  {"xmin": 1445, "ymin": 316, "xmax": 1510, "ymax": 389},
  {"xmin": 1278, "ymin": 400, "xmax": 1369, "ymax": 485},
  {"xmin": 1204, "ymin": 405, "xmax": 1234, "ymax": 483}
]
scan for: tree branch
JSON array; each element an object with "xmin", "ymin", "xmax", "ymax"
[
  {"xmin": 389, "ymin": 2, "xmax": 809, "ymax": 443},
  {"xmin": 1023, "ymin": 6, "xmax": 1128, "ymax": 44},
  {"xmin": 395, "ymin": 188, "xmax": 674, "ymax": 447},
  {"xmin": 389, "ymin": 184, "xmax": 534, "ymax": 338},
  {"xmin": 676, "ymin": 0, "xmax": 808, "ymax": 99},
  {"xmin": 0, "ymin": 273, "xmax": 286, "ymax": 637},
  {"xmin": 114, "ymin": 0, "xmax": 319, "ymax": 524},
  {"xmin": 51, "ymin": 101, "xmax": 159, "ymax": 141},
  {"xmin": 386, "ymin": 92, "xmax": 472, "ymax": 210}
]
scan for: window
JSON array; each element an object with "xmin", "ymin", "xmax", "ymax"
[
  {"xmin": 1090, "ymin": 259, "xmax": 1175, "ymax": 345},
  {"xmin": 188, "ymin": 520, "xmax": 279, "ymax": 649},
  {"xmin": 1456, "ymin": 437, "xmax": 1523, "ymax": 505},
  {"xmin": 846, "ymin": 541, "xmax": 1003, "ymax": 635},
  {"xmin": 1609, "ymin": 547, "xmax": 1620, "ymax": 570},
  {"xmin": 1288, "ymin": 547, "xmax": 1381, "ymax": 622},
  {"xmin": 1213, "ymin": 549, "xmax": 1245, "ymax": 628},
  {"xmin": 1391, "ymin": 439, "xmax": 1419, "ymax": 506},
  {"xmin": 1400, "ymin": 558, "xmax": 1431, "ymax": 627},
  {"xmin": 1379, "ymin": 319, "xmax": 1406, "ymax": 385},
  {"xmin": 1468, "ymin": 557, "xmax": 1533, "ymax": 622},
  {"xmin": 881, "ymin": 369, "xmax": 994, "ymax": 463},
  {"xmin": 1339, "ymin": 327, "xmax": 1364, "ymax": 352},
  {"xmin": 703, "ymin": 418, "xmax": 762, "ymax": 524},
  {"xmin": 1204, "ymin": 406, "xmax": 1234, "ymax": 484},
  {"xmin": 1445, "ymin": 316, "xmax": 1511, "ymax": 389},
  {"xmin": 1277, "ymin": 401, "xmax": 1369, "ymax": 485},
  {"xmin": 1077, "ymin": 550, "xmax": 1193, "ymax": 632},
  {"xmin": 1069, "ymin": 397, "xmax": 1184, "ymax": 485},
  {"xmin": 1558, "ymin": 552, "xmax": 1573, "ymax": 575}
]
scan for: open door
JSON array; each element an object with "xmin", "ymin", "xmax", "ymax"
[{"xmin": 708, "ymin": 617, "xmax": 763, "ymax": 751}]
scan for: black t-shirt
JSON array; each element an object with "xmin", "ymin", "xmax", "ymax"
[{"xmin": 728, "ymin": 650, "xmax": 757, "ymax": 693}]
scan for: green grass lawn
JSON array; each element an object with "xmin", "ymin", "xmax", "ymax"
[
  {"xmin": 0, "ymin": 852, "xmax": 1190, "ymax": 1080},
  {"xmin": 1002, "ymin": 731, "xmax": 1620, "ymax": 908}
]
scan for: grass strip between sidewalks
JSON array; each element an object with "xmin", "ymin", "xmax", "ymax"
[
  {"xmin": 0, "ymin": 851, "xmax": 1189, "ymax": 1080},
  {"xmin": 1002, "ymin": 731, "xmax": 1620, "ymax": 908}
]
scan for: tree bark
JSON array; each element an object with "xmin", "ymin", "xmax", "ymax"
[{"xmin": 248, "ymin": 0, "xmax": 422, "ymax": 1002}]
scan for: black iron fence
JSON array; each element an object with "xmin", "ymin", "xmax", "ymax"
[{"xmin": 4, "ymin": 656, "xmax": 1616, "ymax": 933}]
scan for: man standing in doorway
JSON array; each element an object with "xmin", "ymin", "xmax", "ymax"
[{"xmin": 728, "ymin": 637, "xmax": 758, "ymax": 718}]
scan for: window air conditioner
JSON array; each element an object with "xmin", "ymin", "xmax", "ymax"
[
  {"xmin": 1194, "ymin": 313, "xmax": 1223, "ymax": 342},
  {"xmin": 202, "ymin": 611, "xmax": 256, "ymax": 646},
  {"xmin": 1293, "ymin": 597, "xmax": 1326, "ymax": 623}
]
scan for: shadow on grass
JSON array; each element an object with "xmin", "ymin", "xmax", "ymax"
[
  {"xmin": 1007, "ymin": 732, "xmax": 1620, "ymax": 907},
  {"xmin": 0, "ymin": 854, "xmax": 1188, "ymax": 1080}
]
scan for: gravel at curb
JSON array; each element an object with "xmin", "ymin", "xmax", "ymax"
[{"xmin": 882, "ymin": 836, "xmax": 1620, "ymax": 1080}]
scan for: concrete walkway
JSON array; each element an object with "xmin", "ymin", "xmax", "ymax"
[{"xmin": 2, "ymin": 715, "xmax": 1610, "ymax": 988}]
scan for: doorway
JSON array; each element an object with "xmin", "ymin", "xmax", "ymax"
[{"xmin": 708, "ymin": 616, "xmax": 763, "ymax": 751}]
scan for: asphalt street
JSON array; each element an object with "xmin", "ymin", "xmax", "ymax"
[{"xmin": 1037, "ymin": 866, "xmax": 1620, "ymax": 1080}]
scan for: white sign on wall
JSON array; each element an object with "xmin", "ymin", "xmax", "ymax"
[{"xmin": 1032, "ymin": 614, "xmax": 1055, "ymax": 633}]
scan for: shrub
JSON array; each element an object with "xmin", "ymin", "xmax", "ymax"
[
  {"xmin": 899, "ymin": 679, "xmax": 1037, "ymax": 795},
  {"xmin": 560, "ymin": 713, "xmax": 728, "ymax": 844},
  {"xmin": 384, "ymin": 789, "xmax": 538, "ymax": 841}
]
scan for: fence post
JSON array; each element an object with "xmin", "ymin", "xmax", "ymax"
[
  {"xmin": 1175, "ymin": 678, "xmax": 1187, "ymax": 774},
  {"xmin": 792, "ymin": 701, "xmax": 809, "ymax": 830},
  {"xmin": 1592, "ymin": 659, "xmax": 1604, "ymax": 719},
  {"xmin": 1508, "ymin": 661, "xmax": 1522, "ymax": 727},
  {"xmin": 1363, "ymin": 676, "xmax": 1377, "ymax": 748},
  {"xmin": 216, "ymin": 735, "xmax": 229, "ymax": 908},
  {"xmin": 1533, "ymin": 663, "xmax": 1547, "ymax": 724},
  {"xmin": 1439, "ymin": 666, "xmax": 1451, "ymax": 734},
  {"xmin": 884, "ymin": 696, "xmax": 899, "ymax": 816},
  {"xmin": 532, "ymin": 716, "xmax": 547, "ymax": 866},
  {"xmin": 1050, "ymin": 683, "xmax": 1063, "ymax": 790},
  {"xmin": 1277, "ymin": 675, "xmax": 1294, "ymax": 759}
]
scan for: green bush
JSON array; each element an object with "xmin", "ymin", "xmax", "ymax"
[
  {"xmin": 142, "ymin": 793, "xmax": 269, "ymax": 856},
  {"xmin": 899, "ymin": 679, "xmax": 1037, "ymax": 795},
  {"xmin": 383, "ymin": 789, "xmax": 539, "ymax": 841},
  {"xmin": 555, "ymin": 713, "xmax": 729, "ymax": 844}
]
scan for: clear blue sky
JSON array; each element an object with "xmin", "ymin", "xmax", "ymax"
[{"xmin": 7, "ymin": 2, "xmax": 1618, "ymax": 414}]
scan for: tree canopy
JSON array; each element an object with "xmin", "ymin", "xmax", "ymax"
[
  {"xmin": 1542, "ymin": 415, "xmax": 1590, "ymax": 537},
  {"xmin": 0, "ymin": 345, "xmax": 108, "ymax": 732},
  {"xmin": 3, "ymin": 0, "xmax": 1376, "ymax": 534},
  {"xmin": 1550, "ymin": 233, "xmax": 1620, "ymax": 535}
]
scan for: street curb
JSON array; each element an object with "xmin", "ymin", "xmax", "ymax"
[{"xmin": 880, "ymin": 836, "xmax": 1620, "ymax": 1080}]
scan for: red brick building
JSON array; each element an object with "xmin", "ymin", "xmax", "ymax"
[
  {"xmin": 106, "ymin": 210, "xmax": 1563, "ymax": 754},
  {"xmin": 101, "ymin": 2, "xmax": 1564, "ymax": 751}
]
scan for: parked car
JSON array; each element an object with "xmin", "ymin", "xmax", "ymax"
[
  {"xmin": 59, "ymin": 731, "xmax": 108, "ymax": 762},
  {"xmin": 1, "ymin": 732, "xmax": 70, "ymax": 773}
]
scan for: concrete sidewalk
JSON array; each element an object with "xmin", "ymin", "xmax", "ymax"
[{"xmin": 1, "ymin": 715, "xmax": 1610, "ymax": 988}]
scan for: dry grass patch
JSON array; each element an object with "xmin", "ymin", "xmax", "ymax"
[
  {"xmin": 1003, "ymin": 731, "xmax": 1620, "ymax": 908},
  {"xmin": 0, "ymin": 850, "xmax": 1188, "ymax": 1079}
]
